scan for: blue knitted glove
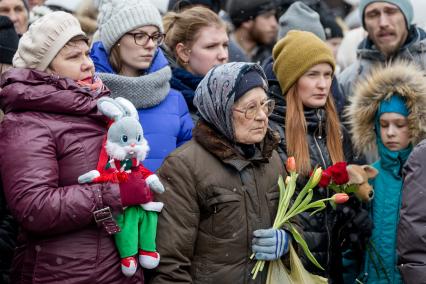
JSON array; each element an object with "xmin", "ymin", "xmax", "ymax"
[{"xmin": 252, "ymin": 228, "xmax": 290, "ymax": 261}]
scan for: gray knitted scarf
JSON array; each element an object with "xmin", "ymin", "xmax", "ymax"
[
  {"xmin": 193, "ymin": 62, "xmax": 267, "ymax": 142},
  {"xmin": 97, "ymin": 66, "xmax": 172, "ymax": 109}
]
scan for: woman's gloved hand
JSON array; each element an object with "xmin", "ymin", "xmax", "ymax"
[{"xmin": 252, "ymin": 228, "xmax": 290, "ymax": 260}]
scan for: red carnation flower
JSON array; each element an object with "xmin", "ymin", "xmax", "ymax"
[{"xmin": 329, "ymin": 162, "xmax": 349, "ymax": 185}]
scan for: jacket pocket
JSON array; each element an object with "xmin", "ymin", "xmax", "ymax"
[
  {"xmin": 32, "ymin": 238, "xmax": 95, "ymax": 284},
  {"xmin": 192, "ymin": 256, "xmax": 212, "ymax": 284},
  {"xmin": 266, "ymin": 184, "xmax": 280, "ymax": 220},
  {"xmin": 205, "ymin": 187, "xmax": 242, "ymax": 239}
]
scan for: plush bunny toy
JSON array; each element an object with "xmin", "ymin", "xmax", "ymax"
[{"xmin": 78, "ymin": 97, "xmax": 165, "ymax": 277}]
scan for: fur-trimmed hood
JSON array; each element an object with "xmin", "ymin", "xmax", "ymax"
[{"xmin": 346, "ymin": 61, "xmax": 426, "ymax": 154}]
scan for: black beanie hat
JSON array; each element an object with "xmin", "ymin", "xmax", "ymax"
[
  {"xmin": 168, "ymin": 0, "xmax": 222, "ymax": 13},
  {"xmin": 321, "ymin": 15, "xmax": 344, "ymax": 40},
  {"xmin": 234, "ymin": 69, "xmax": 267, "ymax": 102},
  {"xmin": 226, "ymin": 0, "xmax": 277, "ymax": 27},
  {"xmin": 0, "ymin": 16, "xmax": 19, "ymax": 65}
]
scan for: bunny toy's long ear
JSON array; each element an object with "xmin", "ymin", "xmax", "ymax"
[
  {"xmin": 97, "ymin": 97, "xmax": 125, "ymax": 121},
  {"xmin": 115, "ymin": 97, "xmax": 139, "ymax": 121}
]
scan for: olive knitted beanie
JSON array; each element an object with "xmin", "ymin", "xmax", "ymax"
[{"xmin": 272, "ymin": 30, "xmax": 335, "ymax": 95}]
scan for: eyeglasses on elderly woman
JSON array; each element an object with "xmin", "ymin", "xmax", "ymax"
[{"xmin": 232, "ymin": 99, "xmax": 275, "ymax": 119}]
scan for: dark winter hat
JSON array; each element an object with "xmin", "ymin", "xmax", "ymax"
[
  {"xmin": 321, "ymin": 15, "xmax": 343, "ymax": 40},
  {"xmin": 194, "ymin": 62, "xmax": 267, "ymax": 142},
  {"xmin": 234, "ymin": 69, "xmax": 267, "ymax": 102},
  {"xmin": 359, "ymin": 0, "xmax": 413, "ymax": 28},
  {"xmin": 226, "ymin": 0, "xmax": 277, "ymax": 27},
  {"xmin": 0, "ymin": 16, "xmax": 19, "ymax": 65},
  {"xmin": 168, "ymin": 0, "xmax": 221, "ymax": 13},
  {"xmin": 278, "ymin": 1, "xmax": 326, "ymax": 40}
]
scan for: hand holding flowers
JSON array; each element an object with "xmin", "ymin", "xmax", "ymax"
[{"xmin": 250, "ymin": 157, "xmax": 349, "ymax": 279}]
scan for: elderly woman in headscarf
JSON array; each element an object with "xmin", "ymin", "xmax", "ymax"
[{"xmin": 151, "ymin": 62, "xmax": 289, "ymax": 284}]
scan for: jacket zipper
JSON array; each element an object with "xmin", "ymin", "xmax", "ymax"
[
  {"xmin": 239, "ymin": 171, "xmax": 250, "ymax": 284},
  {"xmin": 313, "ymin": 109, "xmax": 331, "ymax": 273},
  {"xmin": 314, "ymin": 109, "xmax": 327, "ymax": 168}
]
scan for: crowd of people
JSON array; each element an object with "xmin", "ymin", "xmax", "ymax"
[{"xmin": 1, "ymin": 0, "xmax": 426, "ymax": 283}]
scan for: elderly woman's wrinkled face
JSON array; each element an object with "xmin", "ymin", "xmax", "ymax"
[
  {"xmin": 232, "ymin": 87, "xmax": 270, "ymax": 144},
  {"xmin": 46, "ymin": 39, "xmax": 94, "ymax": 82}
]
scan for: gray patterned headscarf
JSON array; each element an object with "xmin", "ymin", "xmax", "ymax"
[{"xmin": 193, "ymin": 62, "xmax": 268, "ymax": 142}]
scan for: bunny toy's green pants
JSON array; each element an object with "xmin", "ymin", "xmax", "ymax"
[{"xmin": 114, "ymin": 206, "xmax": 158, "ymax": 257}]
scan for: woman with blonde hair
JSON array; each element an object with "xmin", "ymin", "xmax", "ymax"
[
  {"xmin": 271, "ymin": 30, "xmax": 369, "ymax": 283},
  {"xmin": 162, "ymin": 6, "xmax": 229, "ymax": 121}
]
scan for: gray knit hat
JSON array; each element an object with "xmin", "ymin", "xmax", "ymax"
[
  {"xmin": 278, "ymin": 1, "xmax": 326, "ymax": 40},
  {"xmin": 13, "ymin": 11, "xmax": 86, "ymax": 71},
  {"xmin": 359, "ymin": 0, "xmax": 413, "ymax": 28},
  {"xmin": 98, "ymin": 0, "xmax": 164, "ymax": 54}
]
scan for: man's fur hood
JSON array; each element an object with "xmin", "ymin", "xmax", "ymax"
[{"xmin": 346, "ymin": 61, "xmax": 426, "ymax": 154}]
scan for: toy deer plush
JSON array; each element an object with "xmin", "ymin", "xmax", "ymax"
[
  {"xmin": 78, "ymin": 97, "xmax": 164, "ymax": 277},
  {"xmin": 346, "ymin": 164, "xmax": 378, "ymax": 202}
]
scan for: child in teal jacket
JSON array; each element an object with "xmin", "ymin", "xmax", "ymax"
[{"xmin": 345, "ymin": 61, "xmax": 426, "ymax": 283}]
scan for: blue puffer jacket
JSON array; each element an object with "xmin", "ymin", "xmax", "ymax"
[{"xmin": 90, "ymin": 42, "xmax": 193, "ymax": 171}]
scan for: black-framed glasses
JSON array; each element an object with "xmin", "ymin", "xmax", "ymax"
[
  {"xmin": 126, "ymin": 32, "xmax": 165, "ymax": 46},
  {"xmin": 233, "ymin": 99, "xmax": 275, "ymax": 119}
]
